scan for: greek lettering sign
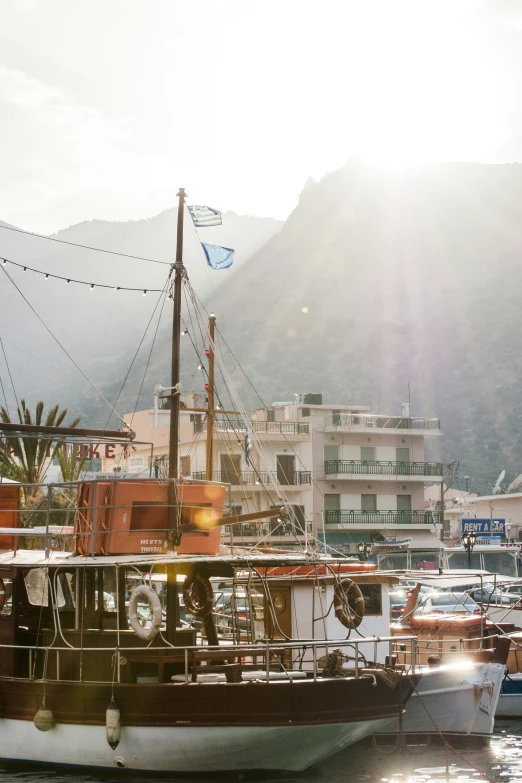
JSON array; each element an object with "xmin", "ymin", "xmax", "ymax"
[{"xmin": 461, "ymin": 518, "xmax": 506, "ymax": 535}]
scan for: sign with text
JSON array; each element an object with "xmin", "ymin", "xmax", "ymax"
[{"xmin": 461, "ymin": 518, "xmax": 506, "ymax": 535}]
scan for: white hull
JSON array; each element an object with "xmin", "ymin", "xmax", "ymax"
[
  {"xmin": 0, "ymin": 717, "xmax": 394, "ymax": 772},
  {"xmin": 376, "ymin": 662, "xmax": 505, "ymax": 738},
  {"xmin": 497, "ymin": 672, "xmax": 522, "ymax": 718}
]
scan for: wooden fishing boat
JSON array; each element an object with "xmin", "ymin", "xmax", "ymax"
[{"xmin": 0, "ymin": 189, "xmax": 421, "ymax": 773}]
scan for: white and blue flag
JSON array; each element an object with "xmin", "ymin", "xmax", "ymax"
[
  {"xmin": 202, "ymin": 243, "xmax": 234, "ymax": 270},
  {"xmin": 244, "ymin": 433, "xmax": 253, "ymax": 463},
  {"xmin": 188, "ymin": 205, "xmax": 222, "ymax": 227}
]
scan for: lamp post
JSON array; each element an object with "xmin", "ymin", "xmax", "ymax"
[
  {"xmin": 461, "ymin": 530, "xmax": 477, "ymax": 570},
  {"xmin": 357, "ymin": 541, "xmax": 372, "ymax": 562}
]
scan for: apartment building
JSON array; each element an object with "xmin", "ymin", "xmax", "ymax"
[{"xmin": 102, "ymin": 393, "xmax": 442, "ymax": 554}]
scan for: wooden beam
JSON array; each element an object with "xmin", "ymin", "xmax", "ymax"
[{"xmin": 0, "ymin": 422, "xmax": 135, "ymax": 440}]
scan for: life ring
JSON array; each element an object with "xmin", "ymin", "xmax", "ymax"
[
  {"xmin": 183, "ymin": 573, "xmax": 214, "ymax": 617},
  {"xmin": 128, "ymin": 584, "xmax": 163, "ymax": 641},
  {"xmin": 0, "ymin": 578, "xmax": 5, "ymax": 613},
  {"xmin": 333, "ymin": 578, "xmax": 365, "ymax": 629}
]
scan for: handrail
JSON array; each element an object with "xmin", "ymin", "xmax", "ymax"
[
  {"xmin": 324, "ymin": 460, "xmax": 443, "ymax": 477},
  {"xmin": 0, "ymin": 634, "xmax": 418, "ymax": 683}
]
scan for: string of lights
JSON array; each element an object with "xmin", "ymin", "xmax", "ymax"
[{"xmin": 0, "ymin": 256, "xmax": 167, "ymax": 296}]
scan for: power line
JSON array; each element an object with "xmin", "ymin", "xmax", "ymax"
[
  {"xmin": 0, "ymin": 223, "xmax": 170, "ymax": 265},
  {"xmin": 0, "ymin": 257, "xmax": 164, "ymax": 295},
  {"xmin": 0, "ymin": 265, "xmax": 127, "ymax": 428},
  {"xmin": 0, "ymin": 336, "xmax": 19, "ymax": 414}
]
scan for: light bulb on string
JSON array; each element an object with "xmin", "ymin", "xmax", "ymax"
[
  {"xmin": 2, "ymin": 259, "xmax": 6, "ymax": 266},
  {"xmin": 23, "ymin": 267, "xmax": 27, "ymax": 272},
  {"xmin": 143, "ymin": 290, "xmax": 147, "ymax": 296},
  {"xmin": 66, "ymin": 279, "xmax": 70, "ymax": 284},
  {"xmin": 45, "ymin": 274, "xmax": 49, "ymax": 280},
  {"xmin": 90, "ymin": 284, "xmax": 94, "ymax": 290},
  {"xmin": 114, "ymin": 287, "xmax": 120, "ymax": 292}
]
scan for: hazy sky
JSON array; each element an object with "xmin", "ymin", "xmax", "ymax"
[{"xmin": 0, "ymin": 0, "xmax": 520, "ymax": 233}]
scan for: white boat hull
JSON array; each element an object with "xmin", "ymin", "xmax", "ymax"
[
  {"xmin": 0, "ymin": 717, "xmax": 394, "ymax": 772},
  {"xmin": 376, "ymin": 662, "xmax": 505, "ymax": 738},
  {"xmin": 496, "ymin": 672, "xmax": 522, "ymax": 717}
]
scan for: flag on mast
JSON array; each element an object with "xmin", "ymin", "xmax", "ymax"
[
  {"xmin": 188, "ymin": 205, "xmax": 222, "ymax": 227},
  {"xmin": 202, "ymin": 243, "xmax": 234, "ymax": 270}
]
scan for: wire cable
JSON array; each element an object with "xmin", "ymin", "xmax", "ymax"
[
  {"xmin": 0, "ymin": 336, "xmax": 19, "ymax": 414},
  {"xmin": 1, "ymin": 264, "xmax": 127, "ymax": 428},
  {"xmin": 0, "ymin": 224, "xmax": 170, "ymax": 265},
  {"xmin": 103, "ymin": 270, "xmax": 173, "ymax": 431}
]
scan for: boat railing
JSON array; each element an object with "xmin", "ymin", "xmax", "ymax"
[{"xmin": 0, "ymin": 634, "xmax": 418, "ymax": 684}]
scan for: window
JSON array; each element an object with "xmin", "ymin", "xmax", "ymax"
[
  {"xmin": 361, "ymin": 494, "xmax": 377, "ymax": 512},
  {"xmin": 359, "ymin": 584, "xmax": 382, "ymax": 615},
  {"xmin": 396, "ymin": 447, "xmax": 410, "ymax": 463},
  {"xmin": 332, "ymin": 410, "xmax": 341, "ymax": 426},
  {"xmin": 276, "ymin": 455, "xmax": 296, "ymax": 485},
  {"xmin": 180, "ymin": 455, "xmax": 191, "ymax": 477},
  {"xmin": 266, "ymin": 409, "xmax": 275, "ymax": 422},
  {"xmin": 221, "ymin": 454, "xmax": 242, "ymax": 484},
  {"xmin": 397, "ymin": 495, "xmax": 412, "ymax": 512},
  {"xmin": 360, "ymin": 446, "xmax": 375, "ymax": 463},
  {"xmin": 24, "ymin": 569, "xmax": 66, "ymax": 607},
  {"xmin": 324, "ymin": 445, "xmax": 339, "ymax": 462},
  {"xmin": 301, "ymin": 408, "xmax": 310, "ymax": 417},
  {"xmin": 0, "ymin": 578, "xmax": 13, "ymax": 617}
]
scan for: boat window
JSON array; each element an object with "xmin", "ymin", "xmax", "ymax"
[
  {"xmin": 483, "ymin": 552, "xmax": 518, "ymax": 578},
  {"xmin": 0, "ymin": 578, "xmax": 13, "ymax": 617},
  {"xmin": 24, "ymin": 569, "xmax": 66, "ymax": 607},
  {"xmin": 378, "ymin": 553, "xmax": 408, "ymax": 570},
  {"xmin": 411, "ymin": 551, "xmax": 440, "ymax": 570},
  {"xmin": 360, "ymin": 584, "xmax": 382, "ymax": 615},
  {"xmin": 97, "ymin": 568, "xmax": 117, "ymax": 613},
  {"xmin": 446, "ymin": 552, "xmax": 481, "ymax": 570}
]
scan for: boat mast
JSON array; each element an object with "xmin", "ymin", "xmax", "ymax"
[{"xmin": 167, "ymin": 187, "xmax": 186, "ymax": 541}]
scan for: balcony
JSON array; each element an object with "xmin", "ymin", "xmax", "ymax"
[
  {"xmin": 324, "ymin": 460, "xmax": 443, "ymax": 481},
  {"xmin": 213, "ymin": 420, "xmax": 309, "ymax": 436},
  {"xmin": 325, "ymin": 413, "xmax": 440, "ymax": 435},
  {"xmin": 192, "ymin": 470, "xmax": 311, "ymax": 486},
  {"xmin": 222, "ymin": 522, "xmax": 313, "ymax": 538},
  {"xmin": 324, "ymin": 510, "xmax": 433, "ymax": 526}
]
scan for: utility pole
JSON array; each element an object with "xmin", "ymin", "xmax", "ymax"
[{"xmin": 205, "ymin": 315, "xmax": 216, "ymax": 481}]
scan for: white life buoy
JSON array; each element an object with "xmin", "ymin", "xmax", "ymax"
[{"xmin": 128, "ymin": 584, "xmax": 162, "ymax": 641}]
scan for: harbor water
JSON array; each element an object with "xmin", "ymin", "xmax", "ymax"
[{"xmin": 0, "ymin": 720, "xmax": 520, "ymax": 783}]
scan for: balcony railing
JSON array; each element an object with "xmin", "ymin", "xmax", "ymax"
[
  {"xmin": 324, "ymin": 460, "xmax": 443, "ymax": 477},
  {"xmin": 324, "ymin": 510, "xmax": 432, "ymax": 525},
  {"xmin": 222, "ymin": 522, "xmax": 313, "ymax": 537},
  {"xmin": 213, "ymin": 420, "xmax": 309, "ymax": 435},
  {"xmin": 193, "ymin": 470, "xmax": 312, "ymax": 486},
  {"xmin": 327, "ymin": 414, "xmax": 440, "ymax": 431}
]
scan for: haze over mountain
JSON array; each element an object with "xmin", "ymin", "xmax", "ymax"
[
  {"xmin": 0, "ymin": 207, "xmax": 282, "ymax": 423},
  {"xmin": 3, "ymin": 160, "xmax": 522, "ymax": 494}
]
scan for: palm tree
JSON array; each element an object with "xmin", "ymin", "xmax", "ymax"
[{"xmin": 0, "ymin": 400, "xmax": 81, "ymax": 496}]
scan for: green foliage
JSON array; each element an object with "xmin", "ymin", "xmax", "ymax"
[{"xmin": 0, "ymin": 400, "xmax": 81, "ymax": 496}]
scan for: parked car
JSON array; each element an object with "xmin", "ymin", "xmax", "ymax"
[{"xmin": 415, "ymin": 592, "xmax": 482, "ymax": 616}]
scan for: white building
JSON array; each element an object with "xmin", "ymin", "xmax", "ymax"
[{"xmin": 103, "ymin": 393, "xmax": 443, "ymax": 554}]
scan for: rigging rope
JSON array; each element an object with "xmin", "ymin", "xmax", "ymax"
[
  {"xmin": 0, "ymin": 223, "xmax": 170, "ymax": 265},
  {"xmin": 1, "ymin": 265, "xmax": 127, "ymax": 428}
]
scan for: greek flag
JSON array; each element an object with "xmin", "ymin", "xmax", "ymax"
[
  {"xmin": 188, "ymin": 205, "xmax": 222, "ymax": 227},
  {"xmin": 202, "ymin": 243, "xmax": 234, "ymax": 270},
  {"xmin": 244, "ymin": 433, "xmax": 253, "ymax": 462}
]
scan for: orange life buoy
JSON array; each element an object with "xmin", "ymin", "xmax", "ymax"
[
  {"xmin": 183, "ymin": 573, "xmax": 214, "ymax": 617},
  {"xmin": 333, "ymin": 578, "xmax": 365, "ymax": 629},
  {"xmin": 0, "ymin": 578, "xmax": 6, "ymax": 613}
]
